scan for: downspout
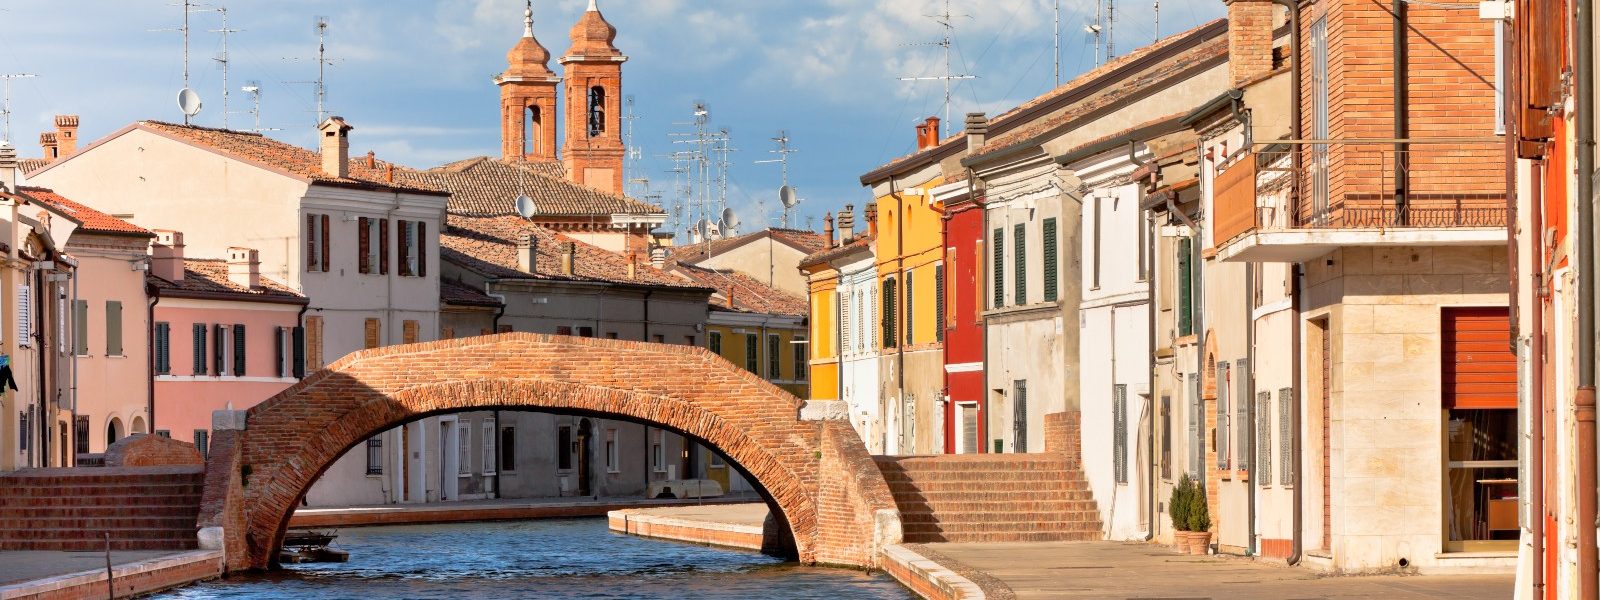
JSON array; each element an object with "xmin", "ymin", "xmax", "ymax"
[
  {"xmin": 970, "ymin": 169, "xmax": 990, "ymax": 452},
  {"xmin": 1130, "ymin": 141, "xmax": 1158, "ymax": 540},
  {"xmin": 1392, "ymin": 0, "xmax": 1409, "ymax": 225},
  {"xmin": 1529, "ymin": 160, "xmax": 1546, "ymax": 599},
  {"xmin": 69, "ymin": 268, "xmax": 80, "ymax": 463},
  {"xmin": 1245, "ymin": 260, "xmax": 1256, "ymax": 557},
  {"xmin": 895, "ymin": 183, "xmax": 907, "ymax": 452},
  {"xmin": 1574, "ymin": 0, "xmax": 1597, "ymax": 592},
  {"xmin": 35, "ymin": 267, "xmax": 46, "ymax": 466},
  {"xmin": 1271, "ymin": 0, "xmax": 1305, "ymax": 566},
  {"xmin": 146, "ymin": 284, "xmax": 158, "ymax": 441}
]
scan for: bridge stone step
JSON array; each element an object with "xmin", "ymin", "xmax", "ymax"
[
  {"xmin": 0, "ymin": 504, "xmax": 200, "ymax": 518},
  {"xmin": 0, "ymin": 516, "xmax": 199, "ymax": 530},
  {"xmin": 902, "ymin": 530, "xmax": 1103, "ymax": 544},
  {"xmin": 893, "ymin": 500, "xmax": 1100, "ymax": 514},
  {"xmin": 877, "ymin": 448, "xmax": 1103, "ymax": 546},
  {"xmin": 0, "ymin": 467, "xmax": 203, "ymax": 552},
  {"xmin": 900, "ymin": 510, "xmax": 1103, "ymax": 524},
  {"xmin": 0, "ymin": 538, "xmax": 199, "ymax": 551}
]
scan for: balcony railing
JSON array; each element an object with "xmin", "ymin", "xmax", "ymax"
[{"xmin": 1213, "ymin": 140, "xmax": 1508, "ymax": 244}]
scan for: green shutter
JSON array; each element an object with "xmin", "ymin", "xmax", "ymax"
[
  {"xmin": 1014, "ymin": 223, "xmax": 1026, "ymax": 304},
  {"xmin": 1043, "ymin": 218, "xmax": 1058, "ymax": 302},
  {"xmin": 192, "ymin": 324, "xmax": 207, "ymax": 375},
  {"xmin": 155, "ymin": 322, "xmax": 170, "ymax": 374},
  {"xmin": 993, "ymin": 228, "xmax": 1004, "ymax": 308},
  {"xmin": 233, "ymin": 324, "xmax": 247, "ymax": 376},
  {"xmin": 745, "ymin": 335, "xmax": 758, "ymax": 373},
  {"xmin": 882, "ymin": 278, "xmax": 896, "ymax": 348},
  {"xmin": 1178, "ymin": 237, "xmax": 1193, "ymax": 337},
  {"xmin": 768, "ymin": 334, "xmax": 781, "ymax": 379},
  {"xmin": 106, "ymin": 301, "xmax": 122, "ymax": 356},
  {"xmin": 934, "ymin": 264, "xmax": 945, "ymax": 342},
  {"xmin": 73, "ymin": 300, "xmax": 87, "ymax": 355},
  {"xmin": 905, "ymin": 270, "xmax": 915, "ymax": 346},
  {"xmin": 292, "ymin": 326, "xmax": 306, "ymax": 378}
]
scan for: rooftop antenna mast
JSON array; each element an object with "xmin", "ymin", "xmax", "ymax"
[
  {"xmin": 284, "ymin": 17, "xmax": 342, "ymax": 126},
  {"xmin": 623, "ymin": 94, "xmax": 652, "ymax": 199},
  {"xmin": 151, "ymin": 1, "xmax": 207, "ymax": 123},
  {"xmin": 1153, "ymin": 0, "xmax": 1160, "ymax": 40},
  {"xmin": 1085, "ymin": 0, "xmax": 1104, "ymax": 66},
  {"xmin": 1106, "ymin": 0, "xmax": 1115, "ymax": 60},
  {"xmin": 0, "ymin": 74, "xmax": 37, "ymax": 144},
  {"xmin": 897, "ymin": 0, "xmax": 976, "ymax": 126},
  {"xmin": 1054, "ymin": 0, "xmax": 1061, "ymax": 86},
  {"xmin": 204, "ymin": 6, "xmax": 241, "ymax": 129},
  {"xmin": 754, "ymin": 130, "xmax": 800, "ymax": 228}
]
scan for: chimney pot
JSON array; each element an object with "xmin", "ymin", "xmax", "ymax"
[
  {"xmin": 823, "ymin": 212, "xmax": 835, "ymax": 248},
  {"xmin": 226, "ymin": 247, "xmax": 261, "ymax": 289},
  {"xmin": 964, "ymin": 112, "xmax": 989, "ymax": 155},
  {"xmin": 627, "ymin": 253, "xmax": 638, "ymax": 280},
  {"xmin": 865, "ymin": 202, "xmax": 879, "ymax": 237},
  {"xmin": 837, "ymin": 204, "xmax": 855, "ymax": 243},
  {"xmin": 649, "ymin": 247, "xmax": 667, "ymax": 269},
  {"xmin": 318, "ymin": 116, "xmax": 353, "ymax": 179},
  {"xmin": 151, "ymin": 230, "xmax": 186, "ymax": 282},
  {"xmin": 516, "ymin": 232, "xmax": 538, "ymax": 274},
  {"xmin": 366, "ymin": 150, "xmax": 376, "ymax": 169},
  {"xmin": 559, "ymin": 241, "xmax": 576, "ymax": 276},
  {"xmin": 0, "ymin": 143, "xmax": 17, "ymax": 194},
  {"xmin": 918, "ymin": 116, "xmax": 942, "ymax": 150}
]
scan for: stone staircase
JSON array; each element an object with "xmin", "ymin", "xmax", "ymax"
[
  {"xmin": 875, "ymin": 453, "xmax": 1103, "ymax": 543},
  {"xmin": 0, "ymin": 466, "xmax": 204, "ymax": 551}
]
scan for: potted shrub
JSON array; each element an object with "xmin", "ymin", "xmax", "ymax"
[
  {"xmin": 1188, "ymin": 481, "xmax": 1212, "ymax": 555},
  {"xmin": 1168, "ymin": 474, "xmax": 1196, "ymax": 553}
]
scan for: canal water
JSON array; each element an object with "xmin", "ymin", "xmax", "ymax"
[{"xmin": 158, "ymin": 518, "xmax": 916, "ymax": 599}]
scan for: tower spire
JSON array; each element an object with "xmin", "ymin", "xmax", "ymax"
[
  {"xmin": 588, "ymin": 0, "xmax": 598, "ymax": 11},
  {"xmin": 524, "ymin": 0, "xmax": 533, "ymax": 37}
]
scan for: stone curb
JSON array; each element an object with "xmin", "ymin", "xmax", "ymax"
[
  {"xmin": 879, "ymin": 543, "xmax": 986, "ymax": 600},
  {"xmin": 0, "ymin": 549, "xmax": 222, "ymax": 600},
  {"xmin": 607, "ymin": 509, "xmax": 766, "ymax": 551}
]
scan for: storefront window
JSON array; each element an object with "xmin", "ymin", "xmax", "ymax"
[{"xmin": 1445, "ymin": 409, "xmax": 1518, "ymax": 552}]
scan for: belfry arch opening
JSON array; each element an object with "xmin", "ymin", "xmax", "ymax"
[
  {"xmin": 587, "ymin": 86, "xmax": 606, "ymax": 137},
  {"xmin": 526, "ymin": 105, "xmax": 543, "ymax": 157}
]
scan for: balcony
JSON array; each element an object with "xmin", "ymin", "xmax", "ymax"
[{"xmin": 1213, "ymin": 140, "xmax": 1508, "ymax": 263}]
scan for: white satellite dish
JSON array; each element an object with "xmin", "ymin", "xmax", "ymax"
[
  {"xmin": 720, "ymin": 207, "xmax": 740, "ymax": 231},
  {"xmin": 695, "ymin": 218, "xmax": 714, "ymax": 240},
  {"xmin": 515, "ymin": 195, "xmax": 537, "ymax": 219},
  {"xmin": 177, "ymin": 88, "xmax": 203, "ymax": 118},
  {"xmin": 779, "ymin": 185, "xmax": 799, "ymax": 209}
]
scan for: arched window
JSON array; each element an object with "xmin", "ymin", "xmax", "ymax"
[
  {"xmin": 588, "ymin": 86, "xmax": 606, "ymax": 137},
  {"xmin": 106, "ymin": 417, "xmax": 124, "ymax": 447},
  {"xmin": 526, "ymin": 105, "xmax": 542, "ymax": 156}
]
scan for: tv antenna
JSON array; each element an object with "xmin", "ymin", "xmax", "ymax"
[
  {"xmin": 0, "ymin": 74, "xmax": 37, "ymax": 144},
  {"xmin": 623, "ymin": 95, "xmax": 652, "ymax": 199},
  {"xmin": 150, "ymin": 0, "xmax": 209, "ymax": 123},
  {"xmin": 1153, "ymin": 0, "xmax": 1160, "ymax": 39},
  {"xmin": 897, "ymin": 0, "xmax": 976, "ymax": 125},
  {"xmin": 203, "ymin": 6, "xmax": 242, "ymax": 129},
  {"xmin": 754, "ymin": 130, "xmax": 800, "ymax": 228},
  {"xmin": 1054, "ymin": 0, "xmax": 1061, "ymax": 86},
  {"xmin": 284, "ymin": 17, "xmax": 342, "ymax": 126}
]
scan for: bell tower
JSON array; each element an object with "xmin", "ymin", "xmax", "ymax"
[
  {"xmin": 560, "ymin": 0, "xmax": 626, "ymax": 195},
  {"xmin": 497, "ymin": 1, "xmax": 561, "ymax": 162}
]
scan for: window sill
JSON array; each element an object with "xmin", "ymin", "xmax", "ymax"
[
  {"xmin": 457, "ymin": 473, "xmax": 472, "ymax": 478},
  {"xmin": 607, "ymin": 469, "xmax": 621, "ymax": 474},
  {"xmin": 365, "ymin": 473, "xmax": 383, "ymax": 478},
  {"xmin": 481, "ymin": 472, "xmax": 497, "ymax": 477}
]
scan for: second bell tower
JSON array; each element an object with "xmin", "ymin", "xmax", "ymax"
[{"xmin": 559, "ymin": 0, "xmax": 626, "ymax": 195}]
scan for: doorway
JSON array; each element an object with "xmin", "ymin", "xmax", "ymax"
[
  {"xmin": 577, "ymin": 419, "xmax": 593, "ymax": 497},
  {"xmin": 1441, "ymin": 307, "xmax": 1518, "ymax": 552},
  {"xmin": 1013, "ymin": 380, "xmax": 1028, "ymax": 453}
]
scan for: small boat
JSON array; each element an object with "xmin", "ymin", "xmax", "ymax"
[{"xmin": 280, "ymin": 530, "xmax": 350, "ymax": 563}]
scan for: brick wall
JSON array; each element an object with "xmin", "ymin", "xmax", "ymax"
[
  {"xmin": 104, "ymin": 433, "xmax": 204, "ymax": 467},
  {"xmin": 1043, "ymin": 411, "xmax": 1082, "ymax": 460},
  {"xmin": 1228, "ymin": 0, "xmax": 1277, "ymax": 87}
]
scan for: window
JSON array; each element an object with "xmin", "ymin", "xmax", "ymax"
[
  {"xmin": 793, "ymin": 336, "xmax": 808, "ymax": 380},
  {"xmin": 744, "ymin": 335, "xmax": 759, "ymax": 373},
  {"xmin": 992, "ymin": 228, "xmax": 1004, "ymax": 308},
  {"xmin": 398, "ymin": 220, "xmax": 425, "ymax": 277},
  {"xmin": 16, "ymin": 284, "xmax": 30, "ymax": 348},
  {"xmin": 605, "ymin": 429, "xmax": 619, "ymax": 473},
  {"xmin": 19, "ymin": 409, "xmax": 29, "ymax": 451},
  {"xmin": 1160, "ymin": 395, "xmax": 1172, "ymax": 480},
  {"xmin": 1217, "ymin": 361, "xmax": 1230, "ymax": 470},
  {"xmin": 934, "ymin": 263, "xmax": 945, "ymax": 341},
  {"xmin": 1091, "ymin": 198, "xmax": 1102, "ymax": 289},
  {"xmin": 1236, "ymin": 359, "xmax": 1250, "ymax": 471},
  {"xmin": 105, "ymin": 301, "xmax": 123, "ymax": 356},
  {"xmin": 482, "ymin": 421, "xmax": 496, "ymax": 475},
  {"xmin": 556, "ymin": 326, "xmax": 573, "ymax": 336},
  {"xmin": 274, "ymin": 326, "xmax": 298, "ymax": 378},
  {"xmin": 651, "ymin": 429, "xmax": 666, "ymax": 472},
  {"xmin": 558, "ymin": 426, "xmax": 573, "ymax": 470},
  {"xmin": 305, "ymin": 317, "xmax": 323, "ymax": 370},
  {"xmin": 1013, "ymin": 223, "xmax": 1026, "ymax": 304},
  {"xmin": 1310, "ymin": 17, "xmax": 1330, "ymax": 222},
  {"xmin": 767, "ymin": 334, "xmax": 781, "ymax": 380},
  {"xmin": 1494, "ymin": 18, "xmax": 1505, "ymax": 134},
  {"xmin": 683, "ymin": 335, "xmax": 695, "ymax": 346},
  {"xmin": 500, "ymin": 426, "xmax": 516, "ymax": 472},
  {"xmin": 588, "ymin": 86, "xmax": 606, "ymax": 137},
  {"xmin": 1137, "ymin": 208, "xmax": 1148, "ymax": 282},
  {"xmin": 840, "ymin": 289, "xmax": 851, "ymax": 354},
  {"xmin": 75, "ymin": 416, "xmax": 89, "ymax": 454},
  {"xmin": 652, "ymin": 334, "xmax": 664, "ymax": 343},
  {"xmin": 1279, "ymin": 387, "xmax": 1295, "ymax": 485},
  {"xmin": 365, "ymin": 436, "xmax": 383, "ymax": 475},
  {"xmin": 403, "ymin": 320, "xmax": 419, "ymax": 344},
  {"xmin": 306, "ymin": 213, "xmax": 330, "ymax": 272},
  {"xmin": 710, "ymin": 450, "xmax": 725, "ymax": 467},
  {"xmin": 1113, "ymin": 384, "xmax": 1128, "ymax": 484},
  {"xmin": 458, "ymin": 423, "xmax": 471, "ymax": 475},
  {"xmin": 232, "ymin": 324, "xmax": 246, "ymax": 376},
  {"xmin": 1013, "ymin": 380, "xmax": 1028, "ymax": 452},
  {"xmin": 1177, "ymin": 237, "xmax": 1193, "ymax": 337},
  {"xmin": 882, "ymin": 277, "xmax": 897, "ymax": 349},
  {"xmin": 708, "ymin": 331, "xmax": 722, "ymax": 354},
  {"xmin": 192, "ymin": 323, "xmax": 207, "ymax": 375},
  {"xmin": 212, "ymin": 324, "xmax": 228, "ymax": 376},
  {"xmin": 364, "ymin": 318, "xmax": 381, "ymax": 349},
  {"xmin": 581, "ymin": 327, "xmax": 597, "ymax": 338},
  {"xmin": 1189, "ymin": 373, "xmax": 1202, "ymax": 476},
  {"xmin": 905, "ymin": 269, "xmax": 915, "ymax": 346},
  {"xmin": 153, "ymin": 322, "xmax": 171, "ymax": 375},
  {"xmin": 358, "ymin": 217, "xmax": 382, "ymax": 274},
  {"xmin": 1044, "ymin": 217, "xmax": 1059, "ymax": 300},
  {"xmin": 72, "ymin": 300, "xmax": 87, "ymax": 355},
  {"xmin": 194, "ymin": 429, "xmax": 209, "ymax": 461},
  {"xmin": 1257, "ymin": 391, "xmax": 1273, "ymax": 486}
]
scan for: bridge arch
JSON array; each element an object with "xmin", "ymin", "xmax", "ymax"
[{"xmin": 198, "ymin": 334, "xmax": 899, "ymax": 571}]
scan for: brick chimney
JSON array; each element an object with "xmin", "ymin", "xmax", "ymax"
[
  {"xmin": 54, "ymin": 115, "xmax": 79, "ymax": 156},
  {"xmin": 916, "ymin": 116, "xmax": 942, "ymax": 150},
  {"xmin": 823, "ymin": 212, "xmax": 835, "ymax": 248},
  {"xmin": 865, "ymin": 202, "xmax": 879, "ymax": 237},
  {"xmin": 559, "ymin": 242, "xmax": 576, "ymax": 276},
  {"xmin": 226, "ymin": 247, "xmax": 261, "ymax": 289},
  {"xmin": 150, "ymin": 231, "xmax": 186, "ymax": 282},
  {"xmin": 0, "ymin": 143, "xmax": 17, "ymax": 194},
  {"xmin": 516, "ymin": 233, "xmax": 538, "ymax": 273},
  {"xmin": 1227, "ymin": 0, "xmax": 1277, "ymax": 87},
  {"xmin": 317, "ymin": 116, "xmax": 353, "ymax": 179},
  {"xmin": 626, "ymin": 253, "xmax": 638, "ymax": 280},
  {"xmin": 39, "ymin": 132, "xmax": 58, "ymax": 160},
  {"xmin": 964, "ymin": 113, "xmax": 989, "ymax": 154},
  {"xmin": 837, "ymin": 204, "xmax": 855, "ymax": 244}
]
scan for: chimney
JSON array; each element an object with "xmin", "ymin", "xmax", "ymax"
[
  {"xmin": 964, "ymin": 112, "xmax": 989, "ymax": 155},
  {"xmin": 150, "ymin": 231, "xmax": 186, "ymax": 282},
  {"xmin": 837, "ymin": 204, "xmax": 855, "ymax": 244},
  {"xmin": 649, "ymin": 246, "xmax": 667, "ymax": 269},
  {"xmin": 917, "ymin": 116, "xmax": 942, "ymax": 150},
  {"xmin": 317, "ymin": 116, "xmax": 353, "ymax": 178},
  {"xmin": 0, "ymin": 143, "xmax": 17, "ymax": 194},
  {"xmin": 865, "ymin": 202, "xmax": 879, "ymax": 237},
  {"xmin": 627, "ymin": 253, "xmax": 638, "ymax": 280},
  {"xmin": 516, "ymin": 232, "xmax": 538, "ymax": 273},
  {"xmin": 559, "ymin": 242, "xmax": 576, "ymax": 276},
  {"xmin": 365, "ymin": 150, "xmax": 376, "ymax": 169},
  {"xmin": 1227, "ymin": 0, "xmax": 1277, "ymax": 87},
  {"xmin": 226, "ymin": 247, "xmax": 261, "ymax": 289},
  {"xmin": 823, "ymin": 212, "xmax": 835, "ymax": 248},
  {"xmin": 54, "ymin": 115, "xmax": 79, "ymax": 156},
  {"xmin": 39, "ymin": 132, "xmax": 58, "ymax": 160}
]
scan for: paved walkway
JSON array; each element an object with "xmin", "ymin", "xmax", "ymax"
[
  {"xmin": 922, "ymin": 540, "xmax": 1515, "ymax": 599},
  {"xmin": 617, "ymin": 502, "xmax": 770, "ymax": 527},
  {"xmin": 0, "ymin": 549, "xmax": 177, "ymax": 585}
]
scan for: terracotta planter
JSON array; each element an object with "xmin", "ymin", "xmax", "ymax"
[
  {"xmin": 1173, "ymin": 531, "xmax": 1195, "ymax": 553},
  {"xmin": 1188, "ymin": 531, "xmax": 1212, "ymax": 555}
]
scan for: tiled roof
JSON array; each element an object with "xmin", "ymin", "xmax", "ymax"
[
  {"xmin": 147, "ymin": 259, "xmax": 304, "ymax": 302},
  {"xmin": 441, "ymin": 279, "xmax": 503, "ymax": 308},
  {"xmin": 18, "ymin": 158, "xmax": 48, "ymax": 174},
  {"xmin": 136, "ymin": 121, "xmax": 446, "ymax": 195},
  {"xmin": 670, "ymin": 262, "xmax": 807, "ymax": 317},
  {"xmin": 799, "ymin": 235, "xmax": 874, "ymax": 269},
  {"xmin": 669, "ymin": 228, "xmax": 828, "ymax": 263},
  {"xmin": 441, "ymin": 215, "xmax": 702, "ymax": 289},
  {"xmin": 393, "ymin": 157, "xmax": 661, "ymax": 218},
  {"xmin": 20, "ymin": 186, "xmax": 153, "ymax": 237}
]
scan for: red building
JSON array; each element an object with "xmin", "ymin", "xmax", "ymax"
[{"xmin": 937, "ymin": 176, "xmax": 985, "ymax": 453}]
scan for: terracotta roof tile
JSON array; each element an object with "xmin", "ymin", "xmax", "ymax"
[
  {"xmin": 147, "ymin": 258, "xmax": 304, "ymax": 301},
  {"xmin": 440, "ymin": 279, "xmax": 503, "ymax": 308},
  {"xmin": 138, "ymin": 121, "xmax": 445, "ymax": 195},
  {"xmin": 441, "ymin": 215, "xmax": 701, "ymax": 289},
  {"xmin": 799, "ymin": 235, "xmax": 874, "ymax": 268},
  {"xmin": 20, "ymin": 186, "xmax": 152, "ymax": 237},
  {"xmin": 392, "ymin": 157, "xmax": 661, "ymax": 218},
  {"xmin": 668, "ymin": 227, "xmax": 828, "ymax": 263},
  {"xmin": 18, "ymin": 158, "xmax": 49, "ymax": 174},
  {"xmin": 669, "ymin": 262, "xmax": 806, "ymax": 317}
]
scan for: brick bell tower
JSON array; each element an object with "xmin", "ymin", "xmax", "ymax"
[
  {"xmin": 559, "ymin": 0, "xmax": 627, "ymax": 195},
  {"xmin": 497, "ymin": 1, "xmax": 561, "ymax": 162}
]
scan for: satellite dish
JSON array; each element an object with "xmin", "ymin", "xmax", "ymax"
[
  {"xmin": 779, "ymin": 185, "xmax": 799, "ymax": 209},
  {"xmin": 695, "ymin": 218, "xmax": 712, "ymax": 240},
  {"xmin": 720, "ymin": 207, "xmax": 740, "ymax": 230},
  {"xmin": 515, "ymin": 195, "xmax": 537, "ymax": 219},
  {"xmin": 177, "ymin": 88, "xmax": 203, "ymax": 118}
]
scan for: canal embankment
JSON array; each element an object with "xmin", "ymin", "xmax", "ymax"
[{"xmin": 0, "ymin": 549, "xmax": 221, "ymax": 600}]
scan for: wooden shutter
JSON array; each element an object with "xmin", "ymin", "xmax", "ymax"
[
  {"xmin": 1177, "ymin": 237, "xmax": 1193, "ymax": 336},
  {"xmin": 992, "ymin": 228, "xmax": 1004, "ymax": 308},
  {"xmin": 106, "ymin": 301, "xmax": 123, "ymax": 356},
  {"xmin": 1113, "ymin": 384, "xmax": 1127, "ymax": 483},
  {"xmin": 1013, "ymin": 223, "xmax": 1026, "ymax": 304},
  {"xmin": 905, "ymin": 270, "xmax": 914, "ymax": 346},
  {"xmin": 1042, "ymin": 217, "xmax": 1058, "ymax": 302},
  {"xmin": 233, "ymin": 324, "xmax": 246, "ymax": 376},
  {"xmin": 73, "ymin": 300, "xmax": 87, "ymax": 354},
  {"xmin": 403, "ymin": 320, "xmax": 419, "ymax": 344},
  {"xmin": 417, "ymin": 222, "xmax": 428, "ymax": 277},
  {"xmin": 397, "ymin": 220, "xmax": 412, "ymax": 277},
  {"xmin": 155, "ymin": 322, "xmax": 170, "ymax": 374},
  {"xmin": 358, "ymin": 217, "xmax": 371, "ymax": 274},
  {"xmin": 1217, "ymin": 361, "xmax": 1230, "ymax": 470},
  {"xmin": 306, "ymin": 316, "xmax": 323, "ymax": 369},
  {"xmin": 1279, "ymin": 387, "xmax": 1294, "ymax": 484},
  {"xmin": 213, "ymin": 324, "xmax": 225, "ymax": 375},
  {"xmin": 1442, "ymin": 307, "xmax": 1516, "ymax": 409},
  {"xmin": 1257, "ymin": 390, "xmax": 1273, "ymax": 486},
  {"xmin": 745, "ymin": 335, "xmax": 758, "ymax": 372},
  {"xmin": 275, "ymin": 326, "xmax": 286, "ymax": 377},
  {"xmin": 882, "ymin": 278, "xmax": 896, "ymax": 348},
  {"xmin": 292, "ymin": 325, "xmax": 306, "ymax": 377},
  {"xmin": 364, "ymin": 318, "xmax": 381, "ymax": 349},
  {"xmin": 934, "ymin": 263, "xmax": 945, "ymax": 342},
  {"xmin": 1236, "ymin": 359, "xmax": 1250, "ymax": 471},
  {"xmin": 380, "ymin": 218, "xmax": 390, "ymax": 275},
  {"xmin": 306, "ymin": 214, "xmax": 318, "ymax": 270},
  {"xmin": 193, "ymin": 323, "xmax": 207, "ymax": 375},
  {"xmin": 320, "ymin": 214, "xmax": 331, "ymax": 272}
]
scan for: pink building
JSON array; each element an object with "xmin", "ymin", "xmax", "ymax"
[{"xmin": 147, "ymin": 231, "xmax": 306, "ymax": 451}]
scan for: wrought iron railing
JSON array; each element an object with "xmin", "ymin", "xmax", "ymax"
[{"xmin": 1246, "ymin": 140, "xmax": 1508, "ymax": 230}]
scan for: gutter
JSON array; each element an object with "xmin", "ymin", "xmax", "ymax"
[
  {"xmin": 1051, "ymin": 116, "xmax": 1191, "ymax": 168},
  {"xmin": 1272, "ymin": 0, "xmax": 1305, "ymax": 566}
]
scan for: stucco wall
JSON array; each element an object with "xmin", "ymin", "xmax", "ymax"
[
  {"xmin": 153, "ymin": 298, "xmax": 301, "ymax": 447},
  {"xmin": 71, "ymin": 236, "xmax": 154, "ymax": 453}
]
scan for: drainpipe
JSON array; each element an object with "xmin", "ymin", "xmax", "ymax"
[
  {"xmin": 1573, "ymin": 0, "xmax": 1597, "ymax": 591},
  {"xmin": 487, "ymin": 286, "xmax": 506, "ymax": 333},
  {"xmin": 1529, "ymin": 160, "xmax": 1546, "ymax": 599},
  {"xmin": 1392, "ymin": 0, "xmax": 1409, "ymax": 225},
  {"xmin": 895, "ymin": 184, "xmax": 907, "ymax": 452},
  {"xmin": 1271, "ymin": 0, "xmax": 1305, "ymax": 566},
  {"xmin": 1130, "ymin": 141, "xmax": 1159, "ymax": 539},
  {"xmin": 1245, "ymin": 260, "xmax": 1257, "ymax": 557},
  {"xmin": 146, "ymin": 284, "xmax": 159, "ymax": 441},
  {"xmin": 35, "ymin": 267, "xmax": 47, "ymax": 466}
]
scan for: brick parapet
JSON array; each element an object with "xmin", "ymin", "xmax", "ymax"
[{"xmin": 103, "ymin": 434, "xmax": 203, "ymax": 468}]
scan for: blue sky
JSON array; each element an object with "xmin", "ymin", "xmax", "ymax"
[{"xmin": 0, "ymin": 0, "xmax": 1222, "ymax": 234}]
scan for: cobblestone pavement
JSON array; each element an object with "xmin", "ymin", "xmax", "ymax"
[
  {"xmin": 0, "ymin": 549, "xmax": 177, "ymax": 585},
  {"xmin": 924, "ymin": 541, "xmax": 1514, "ymax": 599}
]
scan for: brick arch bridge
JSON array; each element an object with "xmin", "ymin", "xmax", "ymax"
[{"xmin": 196, "ymin": 334, "xmax": 901, "ymax": 571}]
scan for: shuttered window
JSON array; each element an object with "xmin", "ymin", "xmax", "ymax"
[
  {"xmin": 1177, "ymin": 237, "xmax": 1193, "ymax": 336},
  {"xmin": 73, "ymin": 300, "xmax": 87, "ymax": 355},
  {"xmin": 321, "ymin": 215, "xmax": 331, "ymax": 272},
  {"xmin": 1236, "ymin": 359, "xmax": 1250, "ymax": 471},
  {"xmin": 306, "ymin": 214, "xmax": 320, "ymax": 271},
  {"xmin": 882, "ymin": 278, "xmax": 897, "ymax": 349},
  {"xmin": 364, "ymin": 318, "xmax": 381, "ymax": 349},
  {"xmin": 16, "ymin": 285, "xmax": 29, "ymax": 348},
  {"xmin": 154, "ymin": 322, "xmax": 171, "ymax": 375},
  {"xmin": 418, "ymin": 222, "xmax": 428, "ymax": 277},
  {"xmin": 1113, "ymin": 384, "xmax": 1128, "ymax": 484},
  {"xmin": 1279, "ymin": 387, "xmax": 1294, "ymax": 484},
  {"xmin": 275, "ymin": 326, "xmax": 287, "ymax": 378},
  {"xmin": 398, "ymin": 220, "xmax": 412, "ymax": 276},
  {"xmin": 1442, "ymin": 307, "xmax": 1517, "ymax": 409},
  {"xmin": 232, "ymin": 324, "xmax": 246, "ymax": 376},
  {"xmin": 1188, "ymin": 373, "xmax": 1201, "ymax": 476},
  {"xmin": 992, "ymin": 228, "xmax": 1004, "ymax": 308},
  {"xmin": 106, "ymin": 301, "xmax": 123, "ymax": 356},
  {"xmin": 192, "ymin": 323, "xmax": 207, "ymax": 375},
  {"xmin": 905, "ymin": 270, "xmax": 915, "ymax": 346},
  {"xmin": 379, "ymin": 218, "xmax": 390, "ymax": 275},
  {"xmin": 292, "ymin": 326, "xmax": 306, "ymax": 378},
  {"xmin": 1043, "ymin": 218, "xmax": 1058, "ymax": 302},
  {"xmin": 934, "ymin": 263, "xmax": 945, "ymax": 342},
  {"xmin": 793, "ymin": 337, "xmax": 807, "ymax": 380},
  {"xmin": 1257, "ymin": 390, "xmax": 1273, "ymax": 485},
  {"xmin": 840, "ymin": 289, "xmax": 851, "ymax": 353},
  {"xmin": 767, "ymin": 334, "xmax": 781, "ymax": 380},
  {"xmin": 709, "ymin": 331, "xmax": 722, "ymax": 355},
  {"xmin": 358, "ymin": 216, "xmax": 372, "ymax": 274},
  {"xmin": 305, "ymin": 317, "xmax": 323, "ymax": 370},
  {"xmin": 744, "ymin": 335, "xmax": 758, "ymax": 373},
  {"xmin": 403, "ymin": 320, "xmax": 419, "ymax": 344},
  {"xmin": 213, "ymin": 324, "xmax": 226, "ymax": 376},
  {"xmin": 1092, "ymin": 198, "xmax": 1103, "ymax": 289},
  {"xmin": 1217, "ymin": 361, "xmax": 1230, "ymax": 470},
  {"xmin": 1013, "ymin": 223, "xmax": 1026, "ymax": 304}
]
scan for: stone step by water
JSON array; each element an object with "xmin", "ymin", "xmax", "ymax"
[
  {"xmin": 0, "ymin": 466, "xmax": 204, "ymax": 552},
  {"xmin": 875, "ymin": 453, "xmax": 1103, "ymax": 544}
]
